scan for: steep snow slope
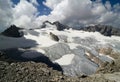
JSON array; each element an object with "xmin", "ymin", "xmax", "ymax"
[{"xmin": 0, "ymin": 24, "xmax": 120, "ymax": 76}]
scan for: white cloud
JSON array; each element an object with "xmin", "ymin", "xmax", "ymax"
[
  {"xmin": 30, "ymin": 0, "xmax": 39, "ymax": 5},
  {"xmin": 43, "ymin": 0, "xmax": 63, "ymax": 9},
  {"xmin": 105, "ymin": 1, "xmax": 112, "ymax": 10},
  {"xmin": 12, "ymin": 0, "xmax": 38, "ymax": 29},
  {"xmin": 0, "ymin": 0, "xmax": 120, "ymax": 32},
  {"xmin": 43, "ymin": 0, "xmax": 120, "ymax": 28},
  {"xmin": 0, "ymin": 0, "xmax": 13, "ymax": 32}
]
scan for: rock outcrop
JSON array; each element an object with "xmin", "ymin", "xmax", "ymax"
[
  {"xmin": 81, "ymin": 25, "xmax": 120, "ymax": 36},
  {"xmin": 41, "ymin": 21, "xmax": 69, "ymax": 31},
  {"xmin": 53, "ymin": 21, "xmax": 68, "ymax": 31},
  {"xmin": 49, "ymin": 32, "xmax": 59, "ymax": 41},
  {"xmin": 1, "ymin": 25, "xmax": 24, "ymax": 37}
]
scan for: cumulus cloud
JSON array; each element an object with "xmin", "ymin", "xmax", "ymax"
[
  {"xmin": 43, "ymin": 0, "xmax": 64, "ymax": 9},
  {"xmin": 43, "ymin": 0, "xmax": 120, "ymax": 28},
  {"xmin": 0, "ymin": 0, "xmax": 39, "ymax": 32},
  {"xmin": 30, "ymin": 0, "xmax": 39, "ymax": 5},
  {"xmin": 0, "ymin": 0, "xmax": 120, "ymax": 32},
  {"xmin": 0, "ymin": 0, "xmax": 13, "ymax": 32},
  {"xmin": 12, "ymin": 0, "xmax": 38, "ymax": 29}
]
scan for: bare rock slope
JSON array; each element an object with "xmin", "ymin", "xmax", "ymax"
[{"xmin": 0, "ymin": 51, "xmax": 120, "ymax": 82}]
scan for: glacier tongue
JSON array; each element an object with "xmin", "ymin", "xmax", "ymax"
[{"xmin": 0, "ymin": 26, "xmax": 120, "ymax": 76}]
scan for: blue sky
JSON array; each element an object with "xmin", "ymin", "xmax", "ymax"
[
  {"xmin": 102, "ymin": 0, "xmax": 120, "ymax": 5},
  {"xmin": 11, "ymin": 0, "xmax": 51, "ymax": 15},
  {"xmin": 11, "ymin": 0, "xmax": 120, "ymax": 16},
  {"xmin": 0, "ymin": 0, "xmax": 120, "ymax": 31}
]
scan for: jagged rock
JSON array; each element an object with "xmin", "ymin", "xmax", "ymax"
[
  {"xmin": 53, "ymin": 21, "xmax": 68, "ymax": 31},
  {"xmin": 49, "ymin": 32, "xmax": 59, "ymax": 41},
  {"xmin": 2, "ymin": 25, "xmax": 24, "ymax": 37},
  {"xmin": 41, "ymin": 21, "xmax": 69, "ymax": 31},
  {"xmin": 81, "ymin": 25, "xmax": 120, "ymax": 36}
]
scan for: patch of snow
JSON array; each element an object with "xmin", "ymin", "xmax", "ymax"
[
  {"xmin": 54, "ymin": 54, "xmax": 75, "ymax": 65},
  {"xmin": 23, "ymin": 30, "xmax": 58, "ymax": 47}
]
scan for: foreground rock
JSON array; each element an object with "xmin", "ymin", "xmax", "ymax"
[
  {"xmin": 0, "ymin": 51, "xmax": 120, "ymax": 82},
  {"xmin": 0, "ymin": 52, "xmax": 79, "ymax": 82},
  {"xmin": 1, "ymin": 25, "xmax": 24, "ymax": 37}
]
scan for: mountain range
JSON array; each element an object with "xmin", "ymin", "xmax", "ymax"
[{"xmin": 0, "ymin": 21, "xmax": 120, "ymax": 77}]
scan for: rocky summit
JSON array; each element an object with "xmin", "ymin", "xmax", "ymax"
[
  {"xmin": 1, "ymin": 25, "xmax": 24, "ymax": 37},
  {"xmin": 41, "ymin": 21, "xmax": 69, "ymax": 31}
]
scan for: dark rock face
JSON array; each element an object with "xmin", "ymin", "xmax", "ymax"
[
  {"xmin": 50, "ymin": 32, "xmax": 59, "ymax": 41},
  {"xmin": 41, "ymin": 21, "xmax": 69, "ymax": 31},
  {"xmin": 53, "ymin": 21, "xmax": 68, "ymax": 31},
  {"xmin": 2, "ymin": 25, "xmax": 24, "ymax": 37},
  {"xmin": 81, "ymin": 25, "xmax": 120, "ymax": 36}
]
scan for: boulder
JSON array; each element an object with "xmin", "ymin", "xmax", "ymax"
[{"xmin": 49, "ymin": 32, "xmax": 59, "ymax": 41}]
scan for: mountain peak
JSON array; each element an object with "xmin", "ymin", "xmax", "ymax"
[
  {"xmin": 41, "ymin": 21, "xmax": 69, "ymax": 31},
  {"xmin": 1, "ymin": 25, "xmax": 24, "ymax": 37}
]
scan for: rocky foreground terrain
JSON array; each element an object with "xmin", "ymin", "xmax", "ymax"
[{"xmin": 0, "ymin": 50, "xmax": 120, "ymax": 82}]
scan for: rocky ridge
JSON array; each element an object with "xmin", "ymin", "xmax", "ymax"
[
  {"xmin": 41, "ymin": 21, "xmax": 120, "ymax": 36},
  {"xmin": 81, "ymin": 25, "xmax": 120, "ymax": 36},
  {"xmin": 41, "ymin": 21, "xmax": 69, "ymax": 31}
]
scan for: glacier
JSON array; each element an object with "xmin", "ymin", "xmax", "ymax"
[{"xmin": 0, "ymin": 23, "xmax": 120, "ymax": 76}]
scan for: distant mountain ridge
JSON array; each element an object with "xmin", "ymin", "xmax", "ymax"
[
  {"xmin": 1, "ymin": 21, "xmax": 120, "ymax": 38},
  {"xmin": 41, "ymin": 21, "xmax": 120, "ymax": 36},
  {"xmin": 80, "ymin": 25, "xmax": 120, "ymax": 36},
  {"xmin": 41, "ymin": 21, "xmax": 69, "ymax": 31}
]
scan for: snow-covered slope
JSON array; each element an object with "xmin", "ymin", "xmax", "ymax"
[{"xmin": 0, "ymin": 23, "xmax": 120, "ymax": 76}]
